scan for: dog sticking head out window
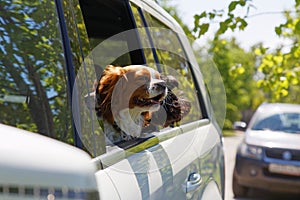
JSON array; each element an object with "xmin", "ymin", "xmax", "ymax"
[{"xmin": 95, "ymin": 65, "xmax": 191, "ymax": 145}]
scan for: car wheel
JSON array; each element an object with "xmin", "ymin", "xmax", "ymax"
[{"xmin": 232, "ymin": 174, "xmax": 248, "ymax": 198}]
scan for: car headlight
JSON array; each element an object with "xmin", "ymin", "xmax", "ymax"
[{"xmin": 238, "ymin": 142, "xmax": 263, "ymax": 160}]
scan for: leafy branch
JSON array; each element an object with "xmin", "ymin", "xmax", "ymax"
[
  {"xmin": 193, "ymin": 0, "xmax": 300, "ymax": 101},
  {"xmin": 193, "ymin": 0, "xmax": 251, "ymax": 38}
]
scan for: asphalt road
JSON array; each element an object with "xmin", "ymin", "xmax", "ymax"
[
  {"xmin": 224, "ymin": 132, "xmax": 243, "ymax": 200},
  {"xmin": 223, "ymin": 132, "xmax": 300, "ymax": 200}
]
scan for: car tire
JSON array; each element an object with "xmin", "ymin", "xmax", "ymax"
[{"xmin": 232, "ymin": 174, "xmax": 248, "ymax": 198}]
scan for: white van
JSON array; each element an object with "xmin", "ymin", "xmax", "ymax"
[{"xmin": 0, "ymin": 0, "xmax": 225, "ymax": 199}]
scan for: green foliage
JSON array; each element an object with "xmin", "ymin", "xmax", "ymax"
[
  {"xmin": 208, "ymin": 39, "xmax": 261, "ymax": 128},
  {"xmin": 191, "ymin": 0, "xmax": 300, "ymax": 123},
  {"xmin": 160, "ymin": 0, "xmax": 265, "ymax": 128},
  {"xmin": 193, "ymin": 0, "xmax": 250, "ymax": 38},
  {"xmin": 254, "ymin": 4, "xmax": 300, "ymax": 101}
]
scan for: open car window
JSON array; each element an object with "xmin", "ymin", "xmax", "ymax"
[
  {"xmin": 75, "ymin": 0, "xmax": 204, "ymax": 157},
  {"xmin": 131, "ymin": 6, "xmax": 202, "ymax": 126},
  {"xmin": 74, "ymin": 0, "xmax": 149, "ymax": 156}
]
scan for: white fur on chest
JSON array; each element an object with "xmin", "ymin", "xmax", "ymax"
[
  {"xmin": 114, "ymin": 108, "xmax": 143, "ymax": 138},
  {"xmin": 115, "ymin": 104, "xmax": 160, "ymax": 137}
]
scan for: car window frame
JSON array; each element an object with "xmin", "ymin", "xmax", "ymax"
[
  {"xmin": 132, "ymin": 3, "xmax": 208, "ymax": 121},
  {"xmin": 56, "ymin": 0, "xmax": 84, "ymax": 148},
  {"xmin": 92, "ymin": 1, "xmax": 212, "ymax": 167},
  {"xmin": 69, "ymin": 0, "xmax": 151, "ymax": 156},
  {"xmin": 65, "ymin": 0, "xmax": 214, "ymax": 161}
]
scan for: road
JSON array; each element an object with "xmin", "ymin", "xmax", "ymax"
[
  {"xmin": 223, "ymin": 132, "xmax": 243, "ymax": 200},
  {"xmin": 223, "ymin": 132, "xmax": 300, "ymax": 200}
]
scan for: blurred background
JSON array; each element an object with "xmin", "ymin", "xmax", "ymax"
[
  {"xmin": 157, "ymin": 0, "xmax": 299, "ymax": 131},
  {"xmin": 157, "ymin": 1, "xmax": 300, "ymax": 199}
]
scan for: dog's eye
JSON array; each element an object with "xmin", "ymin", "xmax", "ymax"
[{"xmin": 137, "ymin": 76, "xmax": 150, "ymax": 83}]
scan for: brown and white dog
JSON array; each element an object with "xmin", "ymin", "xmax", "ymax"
[
  {"xmin": 95, "ymin": 65, "xmax": 168, "ymax": 143},
  {"xmin": 151, "ymin": 75, "xmax": 191, "ymax": 128}
]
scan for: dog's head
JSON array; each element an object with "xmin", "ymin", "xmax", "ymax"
[
  {"xmin": 95, "ymin": 65, "xmax": 167, "ymax": 126},
  {"xmin": 151, "ymin": 76, "xmax": 191, "ymax": 128}
]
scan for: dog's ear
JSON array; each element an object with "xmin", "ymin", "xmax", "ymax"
[
  {"xmin": 96, "ymin": 65, "xmax": 127, "ymax": 123},
  {"xmin": 151, "ymin": 88, "xmax": 191, "ymax": 128},
  {"xmin": 110, "ymin": 70, "xmax": 132, "ymax": 113},
  {"xmin": 161, "ymin": 75, "xmax": 179, "ymax": 90}
]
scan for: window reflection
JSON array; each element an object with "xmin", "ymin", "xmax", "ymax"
[
  {"xmin": 0, "ymin": 0, "xmax": 73, "ymax": 143},
  {"xmin": 143, "ymin": 13, "xmax": 202, "ymax": 124},
  {"xmin": 131, "ymin": 5, "xmax": 156, "ymax": 67}
]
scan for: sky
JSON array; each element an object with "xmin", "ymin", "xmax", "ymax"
[{"xmin": 168, "ymin": 0, "xmax": 295, "ymax": 50}]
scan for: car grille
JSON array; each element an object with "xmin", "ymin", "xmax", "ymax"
[
  {"xmin": 265, "ymin": 148, "xmax": 300, "ymax": 161},
  {"xmin": 0, "ymin": 185, "xmax": 99, "ymax": 200}
]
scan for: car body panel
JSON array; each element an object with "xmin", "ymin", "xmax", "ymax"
[
  {"xmin": 94, "ymin": 121, "xmax": 223, "ymax": 199},
  {"xmin": 246, "ymin": 130, "xmax": 300, "ymax": 150},
  {"xmin": 201, "ymin": 181, "xmax": 223, "ymax": 200},
  {"xmin": 95, "ymin": 170, "xmax": 120, "ymax": 200},
  {"xmin": 0, "ymin": 124, "xmax": 97, "ymax": 189},
  {"xmin": 234, "ymin": 157, "xmax": 300, "ymax": 193}
]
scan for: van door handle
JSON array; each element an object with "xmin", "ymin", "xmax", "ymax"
[{"xmin": 185, "ymin": 172, "xmax": 202, "ymax": 193}]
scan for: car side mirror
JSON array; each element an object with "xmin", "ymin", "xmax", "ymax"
[{"xmin": 233, "ymin": 121, "xmax": 247, "ymax": 131}]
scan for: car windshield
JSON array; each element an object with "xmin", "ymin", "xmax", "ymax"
[{"xmin": 251, "ymin": 113, "xmax": 300, "ymax": 134}]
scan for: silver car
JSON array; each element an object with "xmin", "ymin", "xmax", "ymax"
[
  {"xmin": 233, "ymin": 103, "xmax": 300, "ymax": 197},
  {"xmin": 0, "ymin": 0, "xmax": 224, "ymax": 199}
]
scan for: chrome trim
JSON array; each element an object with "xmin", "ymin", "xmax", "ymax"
[{"xmin": 0, "ymin": 185, "xmax": 98, "ymax": 200}]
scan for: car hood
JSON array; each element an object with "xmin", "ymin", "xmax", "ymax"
[{"xmin": 245, "ymin": 130, "xmax": 300, "ymax": 150}]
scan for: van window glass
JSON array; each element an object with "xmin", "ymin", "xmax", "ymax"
[
  {"xmin": 62, "ymin": 0, "xmax": 107, "ymax": 155},
  {"xmin": 130, "ymin": 4, "xmax": 156, "ymax": 67},
  {"xmin": 75, "ymin": 0, "xmax": 149, "ymax": 155},
  {"xmin": 142, "ymin": 13, "xmax": 203, "ymax": 125},
  {"xmin": 0, "ymin": 0, "xmax": 73, "ymax": 143}
]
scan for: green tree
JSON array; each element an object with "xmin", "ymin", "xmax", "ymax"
[
  {"xmin": 193, "ymin": 0, "xmax": 300, "ymax": 102},
  {"xmin": 207, "ymin": 38, "xmax": 262, "ymax": 128},
  {"xmin": 255, "ymin": 7, "xmax": 300, "ymax": 101},
  {"xmin": 159, "ymin": 0, "xmax": 264, "ymax": 128}
]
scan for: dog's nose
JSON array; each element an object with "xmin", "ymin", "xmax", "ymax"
[{"xmin": 152, "ymin": 82, "xmax": 167, "ymax": 91}]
